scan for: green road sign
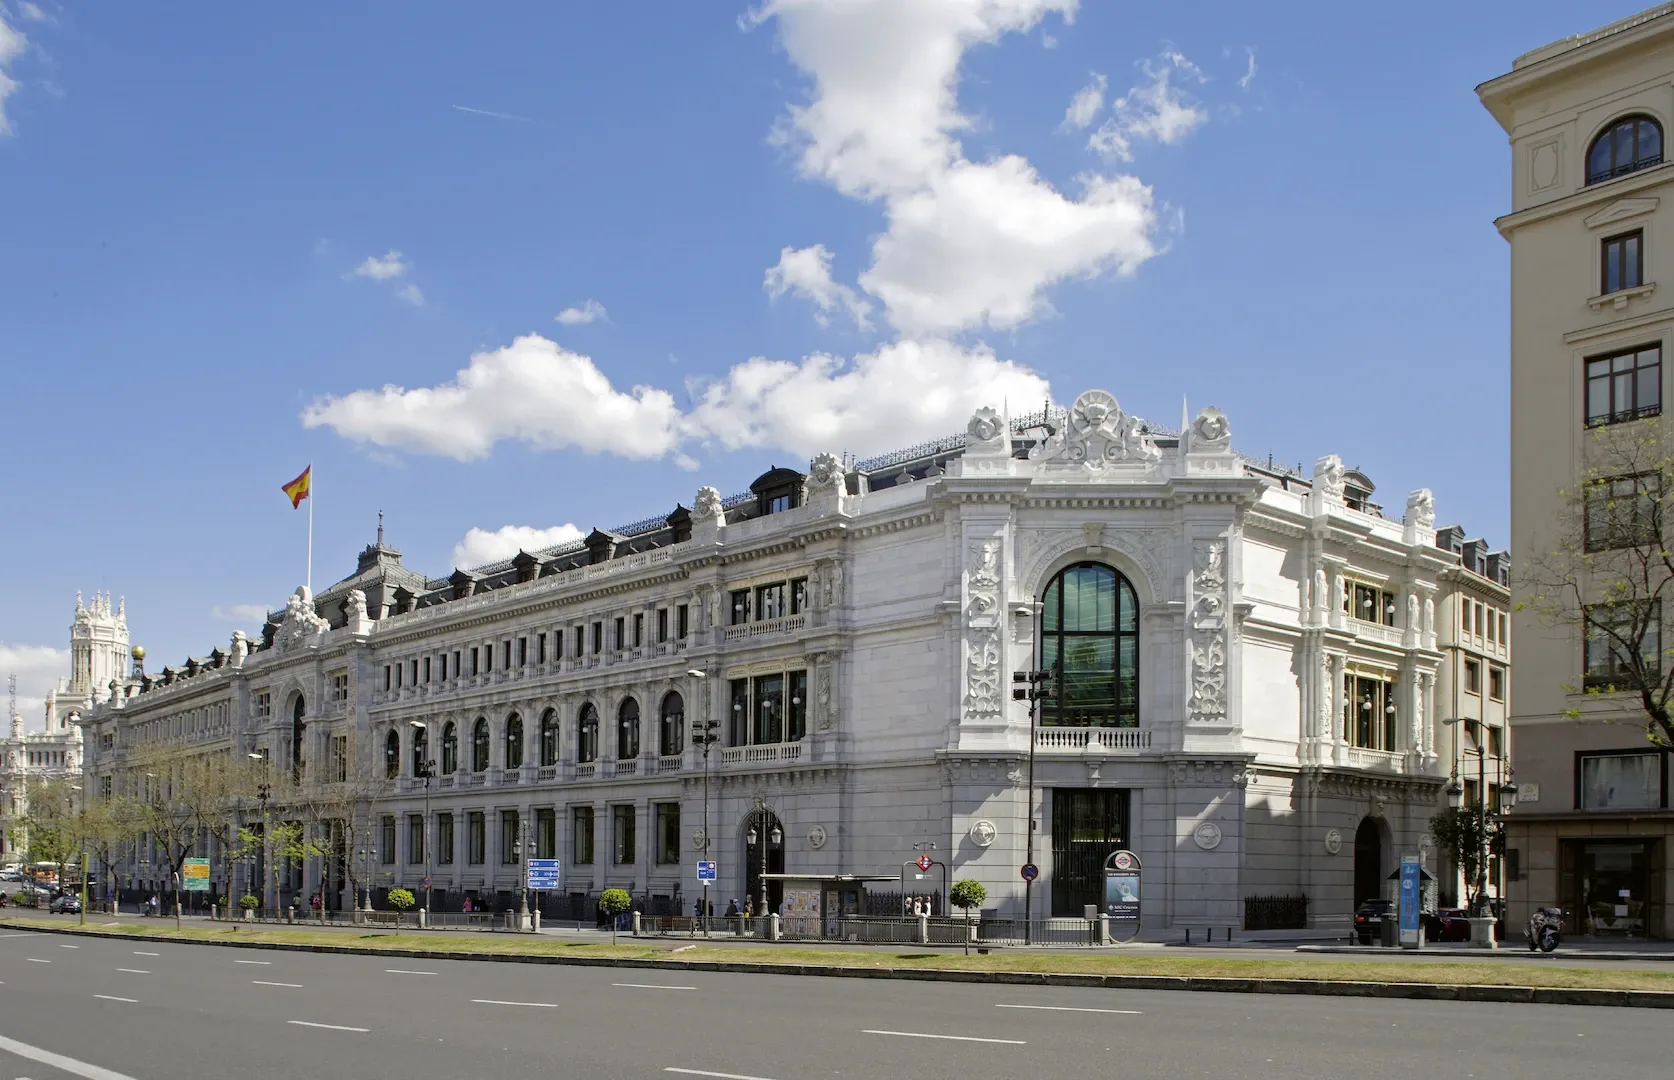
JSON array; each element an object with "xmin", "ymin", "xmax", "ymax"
[{"xmin": 182, "ymin": 857, "xmax": 211, "ymax": 892}]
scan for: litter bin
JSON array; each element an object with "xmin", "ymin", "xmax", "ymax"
[{"xmin": 1379, "ymin": 912, "xmax": 1398, "ymax": 948}]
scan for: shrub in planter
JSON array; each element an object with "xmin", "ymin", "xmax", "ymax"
[
  {"xmin": 239, "ymin": 894, "xmax": 261, "ymax": 911},
  {"xmin": 598, "ymin": 887, "xmax": 632, "ymax": 944},
  {"xmin": 950, "ymin": 879, "xmax": 987, "ymax": 954}
]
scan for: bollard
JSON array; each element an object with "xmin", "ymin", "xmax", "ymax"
[
  {"xmin": 632, "ymin": 911, "xmax": 642, "ymax": 937},
  {"xmin": 1098, "ymin": 913, "xmax": 1111, "ymax": 945},
  {"xmin": 1185, "ymin": 927, "xmax": 1191, "ymax": 944},
  {"xmin": 916, "ymin": 914, "xmax": 929, "ymax": 945},
  {"xmin": 533, "ymin": 910, "xmax": 541, "ymax": 932},
  {"xmin": 770, "ymin": 912, "xmax": 781, "ymax": 942}
]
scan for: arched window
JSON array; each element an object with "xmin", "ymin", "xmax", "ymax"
[
  {"xmin": 578, "ymin": 704, "xmax": 599, "ymax": 764},
  {"xmin": 659, "ymin": 692, "xmax": 685, "ymax": 757},
  {"xmin": 1038, "ymin": 562, "xmax": 1140, "ymax": 728},
  {"xmin": 539, "ymin": 708, "xmax": 559, "ymax": 767},
  {"xmin": 440, "ymin": 721, "xmax": 458, "ymax": 775},
  {"xmin": 411, "ymin": 724, "xmax": 429, "ymax": 777},
  {"xmin": 504, "ymin": 713, "xmax": 524, "ymax": 771},
  {"xmin": 618, "ymin": 698, "xmax": 641, "ymax": 760},
  {"xmin": 384, "ymin": 728, "xmax": 400, "ymax": 779},
  {"xmin": 291, "ymin": 694, "xmax": 307, "ymax": 780},
  {"xmin": 1588, "ymin": 115, "xmax": 1664, "ymax": 185},
  {"xmin": 471, "ymin": 717, "xmax": 490, "ymax": 773}
]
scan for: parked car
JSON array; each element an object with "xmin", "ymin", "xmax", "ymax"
[
  {"xmin": 48, "ymin": 894, "xmax": 81, "ymax": 915},
  {"xmin": 1423, "ymin": 907, "xmax": 1472, "ymax": 942},
  {"xmin": 0, "ymin": 868, "xmax": 22, "ymax": 882},
  {"xmin": 1352, "ymin": 899, "xmax": 1392, "ymax": 944}
]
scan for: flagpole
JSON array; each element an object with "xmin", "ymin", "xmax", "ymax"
[{"xmin": 306, "ymin": 462, "xmax": 314, "ymax": 595}]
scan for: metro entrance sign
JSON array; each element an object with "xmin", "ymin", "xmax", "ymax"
[
  {"xmin": 526, "ymin": 858, "xmax": 561, "ymax": 891},
  {"xmin": 915, "ymin": 854, "xmax": 934, "ymax": 872},
  {"xmin": 181, "ymin": 857, "xmax": 210, "ymax": 893}
]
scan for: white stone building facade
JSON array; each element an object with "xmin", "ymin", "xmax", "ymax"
[{"xmin": 80, "ymin": 391, "xmax": 1494, "ymax": 929}]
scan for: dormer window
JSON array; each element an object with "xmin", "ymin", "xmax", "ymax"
[
  {"xmin": 750, "ymin": 466, "xmax": 806, "ymax": 516},
  {"xmin": 1587, "ymin": 115, "xmax": 1664, "ymax": 186}
]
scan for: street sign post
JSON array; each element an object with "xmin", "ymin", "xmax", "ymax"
[
  {"xmin": 915, "ymin": 854, "xmax": 934, "ymax": 872},
  {"xmin": 526, "ymin": 858, "xmax": 561, "ymax": 891},
  {"xmin": 182, "ymin": 858, "xmax": 210, "ymax": 893},
  {"xmin": 1398, "ymin": 854, "xmax": 1422, "ymax": 949},
  {"xmin": 696, "ymin": 860, "xmax": 717, "ymax": 883},
  {"xmin": 1020, "ymin": 863, "xmax": 1039, "ymax": 882},
  {"xmin": 1103, "ymin": 850, "xmax": 1142, "ymax": 928}
]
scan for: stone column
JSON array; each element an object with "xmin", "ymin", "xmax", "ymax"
[{"xmin": 1328, "ymin": 654, "xmax": 1347, "ymax": 766}]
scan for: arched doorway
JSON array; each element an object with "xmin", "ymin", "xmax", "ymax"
[
  {"xmin": 1353, "ymin": 818, "xmax": 1384, "ymax": 905},
  {"xmin": 743, "ymin": 809, "xmax": 785, "ymax": 916}
]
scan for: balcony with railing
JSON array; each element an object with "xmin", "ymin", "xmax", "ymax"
[
  {"xmin": 720, "ymin": 741, "xmax": 805, "ymax": 766},
  {"xmin": 615, "ymin": 758, "xmax": 639, "ymax": 777},
  {"xmin": 723, "ymin": 614, "xmax": 806, "ymax": 642},
  {"xmin": 575, "ymin": 762, "xmax": 597, "ymax": 780},
  {"xmin": 657, "ymin": 754, "xmax": 684, "ymax": 774},
  {"xmin": 1034, "ymin": 727, "xmax": 1152, "ymax": 752}
]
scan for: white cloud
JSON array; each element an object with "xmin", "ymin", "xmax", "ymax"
[
  {"xmin": 210, "ymin": 604, "xmax": 269, "ymax": 623},
  {"xmin": 555, "ymin": 299, "xmax": 608, "ymax": 325},
  {"xmin": 1062, "ymin": 72, "xmax": 1105, "ymax": 130},
  {"xmin": 750, "ymin": 0, "xmax": 1161, "ymax": 336},
  {"xmin": 0, "ymin": 13, "xmax": 27, "ymax": 137},
  {"xmin": 353, "ymin": 251, "xmax": 409, "ymax": 281},
  {"xmin": 15, "ymin": 3, "xmax": 48, "ymax": 22},
  {"xmin": 302, "ymin": 334, "xmax": 684, "ymax": 462},
  {"xmin": 1238, "ymin": 48, "xmax": 1257, "ymax": 91},
  {"xmin": 452, "ymin": 524, "xmax": 584, "ymax": 570},
  {"xmin": 396, "ymin": 282, "xmax": 425, "ymax": 307},
  {"xmin": 763, "ymin": 245, "xmax": 872, "ymax": 329},
  {"xmin": 685, "ymin": 338, "xmax": 1049, "ymax": 458},
  {"xmin": 0, "ymin": 641, "xmax": 68, "ymax": 732},
  {"xmin": 1087, "ymin": 51, "xmax": 1209, "ymax": 163}
]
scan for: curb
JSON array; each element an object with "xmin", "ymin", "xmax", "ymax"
[{"xmin": 3, "ymin": 920, "xmax": 1670, "ymax": 1010}]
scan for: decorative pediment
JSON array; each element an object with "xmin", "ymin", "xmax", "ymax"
[
  {"xmin": 1584, "ymin": 197, "xmax": 1659, "ymax": 230},
  {"xmin": 272, "ymin": 586, "xmax": 329, "ymax": 653},
  {"xmin": 1028, "ymin": 390, "xmax": 1160, "ymax": 471}
]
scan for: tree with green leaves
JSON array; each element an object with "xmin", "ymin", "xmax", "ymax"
[
  {"xmin": 949, "ymin": 878, "xmax": 987, "ymax": 954},
  {"xmin": 1523, "ymin": 419, "xmax": 1674, "ymax": 748},
  {"xmin": 1429, "ymin": 806, "xmax": 1504, "ymax": 909},
  {"xmin": 598, "ymin": 887, "xmax": 632, "ymax": 945}
]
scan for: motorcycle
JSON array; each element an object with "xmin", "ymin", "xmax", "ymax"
[{"xmin": 1526, "ymin": 906, "xmax": 1566, "ymax": 952}]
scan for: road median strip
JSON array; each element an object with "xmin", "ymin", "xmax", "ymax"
[{"xmin": 3, "ymin": 918, "xmax": 1671, "ymax": 1010}]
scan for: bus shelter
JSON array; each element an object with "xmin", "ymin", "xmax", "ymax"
[{"xmin": 759, "ymin": 874, "xmax": 897, "ymax": 939}]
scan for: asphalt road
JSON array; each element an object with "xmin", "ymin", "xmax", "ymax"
[{"xmin": 0, "ymin": 928, "xmax": 1664, "ymax": 1080}]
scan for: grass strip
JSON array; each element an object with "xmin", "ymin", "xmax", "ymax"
[{"xmin": 5, "ymin": 919, "xmax": 1671, "ymax": 993}]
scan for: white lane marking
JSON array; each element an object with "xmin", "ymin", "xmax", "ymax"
[
  {"xmin": 234, "ymin": 960, "xmax": 271, "ymax": 965},
  {"xmin": 58, "ymin": 945, "xmax": 78, "ymax": 950},
  {"xmin": 133, "ymin": 952, "xmax": 159, "ymax": 957},
  {"xmin": 613, "ymin": 982, "xmax": 697, "ymax": 991},
  {"xmin": 384, "ymin": 969, "xmax": 438, "ymax": 976},
  {"xmin": 252, "ymin": 981, "xmax": 303, "ymax": 988},
  {"xmin": 25, "ymin": 959, "xmax": 49, "ymax": 964},
  {"xmin": 0, "ymin": 933, "xmax": 38, "ymax": 939},
  {"xmin": 94, "ymin": 995, "xmax": 137, "ymax": 1004},
  {"xmin": 862, "ymin": 1030, "xmax": 1026, "ymax": 1045},
  {"xmin": 0, "ymin": 1031, "xmax": 140, "ymax": 1080},
  {"xmin": 664, "ymin": 1071, "xmax": 780, "ymax": 1080},
  {"xmin": 114, "ymin": 969, "xmax": 150, "ymax": 975},
  {"xmin": 287, "ymin": 1021, "xmax": 369, "ymax": 1033},
  {"xmin": 995, "ymin": 1003, "xmax": 1142, "ymax": 1015},
  {"xmin": 471, "ymin": 999, "xmax": 558, "ymax": 1008}
]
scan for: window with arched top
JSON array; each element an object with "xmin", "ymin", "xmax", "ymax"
[
  {"xmin": 440, "ymin": 721, "xmax": 458, "ymax": 775},
  {"xmin": 504, "ymin": 713, "xmax": 524, "ymax": 771},
  {"xmin": 659, "ymin": 692, "xmax": 685, "ymax": 757},
  {"xmin": 411, "ymin": 724, "xmax": 429, "ymax": 777},
  {"xmin": 1588, "ymin": 115, "xmax": 1664, "ymax": 185},
  {"xmin": 539, "ymin": 708, "xmax": 559, "ymax": 767},
  {"xmin": 578, "ymin": 703, "xmax": 599, "ymax": 764},
  {"xmin": 618, "ymin": 698, "xmax": 641, "ymax": 759},
  {"xmin": 471, "ymin": 717, "xmax": 490, "ymax": 773},
  {"xmin": 1038, "ymin": 562, "xmax": 1140, "ymax": 728},
  {"xmin": 384, "ymin": 728, "xmax": 400, "ymax": 779}
]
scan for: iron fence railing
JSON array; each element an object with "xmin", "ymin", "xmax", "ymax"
[{"xmin": 1244, "ymin": 894, "xmax": 1309, "ymax": 931}]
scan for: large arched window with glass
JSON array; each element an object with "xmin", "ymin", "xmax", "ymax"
[
  {"xmin": 618, "ymin": 698, "xmax": 641, "ymax": 759},
  {"xmin": 1588, "ymin": 115, "xmax": 1664, "ymax": 185},
  {"xmin": 659, "ymin": 692, "xmax": 685, "ymax": 757},
  {"xmin": 578, "ymin": 703, "xmax": 600, "ymax": 764},
  {"xmin": 410, "ymin": 724, "xmax": 429, "ymax": 777},
  {"xmin": 539, "ymin": 708, "xmax": 559, "ymax": 767},
  {"xmin": 441, "ymin": 721, "xmax": 458, "ymax": 775},
  {"xmin": 1038, "ymin": 562, "xmax": 1139, "ymax": 727},
  {"xmin": 384, "ymin": 728, "xmax": 400, "ymax": 779},
  {"xmin": 471, "ymin": 717, "xmax": 490, "ymax": 773},
  {"xmin": 503, "ymin": 713, "xmax": 524, "ymax": 771}
]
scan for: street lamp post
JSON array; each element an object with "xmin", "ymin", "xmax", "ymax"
[
  {"xmin": 517, "ymin": 815, "xmax": 530, "ymax": 931},
  {"xmin": 1011, "ymin": 666, "xmax": 1054, "ymax": 945},
  {"xmin": 1442, "ymin": 717, "xmax": 1519, "ymax": 921},
  {"xmin": 744, "ymin": 794, "xmax": 781, "ymax": 927},
  {"xmin": 409, "ymin": 721, "xmax": 435, "ymax": 920},
  {"xmin": 687, "ymin": 668, "xmax": 717, "ymax": 936}
]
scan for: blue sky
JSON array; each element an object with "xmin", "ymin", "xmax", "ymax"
[{"xmin": 0, "ymin": 1, "xmax": 1634, "ymax": 722}]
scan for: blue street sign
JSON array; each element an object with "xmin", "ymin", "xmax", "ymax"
[
  {"xmin": 526, "ymin": 858, "xmax": 561, "ymax": 890},
  {"xmin": 1398, "ymin": 854, "xmax": 1421, "ymax": 947},
  {"xmin": 1020, "ymin": 863, "xmax": 1039, "ymax": 882},
  {"xmin": 696, "ymin": 860, "xmax": 717, "ymax": 883}
]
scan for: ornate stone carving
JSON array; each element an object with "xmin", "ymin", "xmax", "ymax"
[
  {"xmin": 822, "ymin": 560, "xmax": 844, "ymax": 607},
  {"xmin": 967, "ymin": 406, "xmax": 1005, "ymax": 446},
  {"xmin": 1028, "ymin": 390, "xmax": 1160, "ymax": 470},
  {"xmin": 1313, "ymin": 455, "xmax": 1345, "ymax": 504},
  {"xmin": 807, "ymin": 824, "xmax": 828, "ymax": 849},
  {"xmin": 1405, "ymin": 488, "xmax": 1436, "ymax": 530},
  {"xmin": 1193, "ymin": 821, "xmax": 1223, "ymax": 850},
  {"xmin": 1406, "ymin": 592, "xmax": 1419, "ymax": 632},
  {"xmin": 1423, "ymin": 597, "xmax": 1435, "ymax": 638},
  {"xmin": 1017, "ymin": 527, "xmax": 1166, "ymax": 605},
  {"xmin": 693, "ymin": 486, "xmax": 725, "ymax": 525},
  {"xmin": 1190, "ymin": 406, "xmax": 1231, "ymax": 450},
  {"xmin": 1188, "ymin": 540, "xmax": 1228, "ymax": 723},
  {"xmin": 230, "ymin": 630, "xmax": 248, "ymax": 665},
  {"xmin": 969, "ymin": 819, "xmax": 997, "ymax": 847},
  {"xmin": 964, "ymin": 539, "xmax": 1003, "ymax": 718},
  {"xmin": 814, "ymin": 653, "xmax": 834, "ymax": 731},
  {"xmin": 346, "ymin": 589, "xmax": 369, "ymax": 623},
  {"xmin": 272, "ymin": 586, "xmax": 329, "ymax": 653},
  {"xmin": 807, "ymin": 452, "xmax": 842, "ymax": 492},
  {"xmin": 1324, "ymin": 828, "xmax": 1343, "ymax": 854}
]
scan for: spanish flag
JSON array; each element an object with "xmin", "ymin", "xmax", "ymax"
[{"xmin": 282, "ymin": 466, "xmax": 312, "ymax": 509}]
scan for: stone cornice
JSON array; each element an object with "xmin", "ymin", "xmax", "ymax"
[{"xmin": 1494, "ymin": 162, "xmax": 1674, "ymax": 238}]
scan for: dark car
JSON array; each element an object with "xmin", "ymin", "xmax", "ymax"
[
  {"xmin": 48, "ymin": 894, "xmax": 80, "ymax": 914},
  {"xmin": 1352, "ymin": 899, "xmax": 1392, "ymax": 944}
]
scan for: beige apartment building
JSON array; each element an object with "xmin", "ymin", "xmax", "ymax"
[{"xmin": 1481, "ymin": 4, "xmax": 1674, "ymax": 939}]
